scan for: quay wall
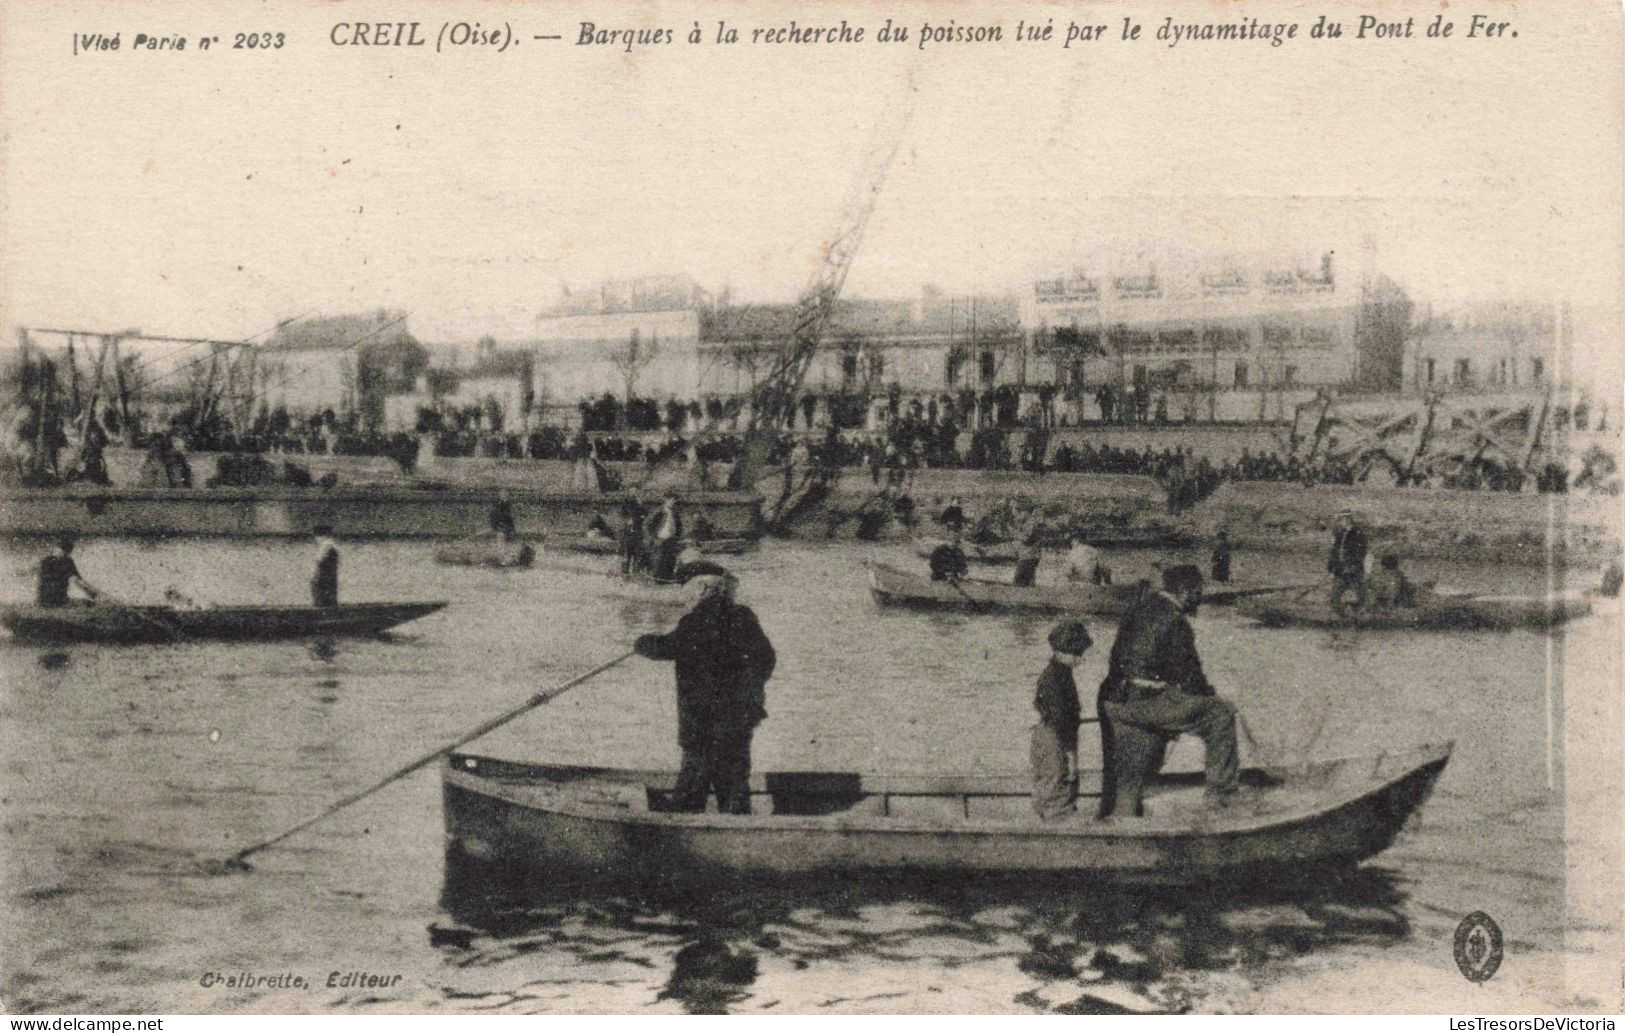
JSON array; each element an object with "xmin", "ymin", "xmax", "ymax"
[{"xmin": 0, "ymin": 485, "xmax": 760, "ymax": 540}]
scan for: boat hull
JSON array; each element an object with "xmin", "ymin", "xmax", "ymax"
[
  {"xmin": 868, "ymin": 561, "xmax": 1139, "ymax": 616},
  {"xmin": 1241, "ymin": 591, "xmax": 1593, "ymax": 630},
  {"xmin": 441, "ymin": 744, "xmax": 1450, "ymax": 889},
  {"xmin": 913, "ymin": 531, "xmax": 1193, "ymax": 564},
  {"xmin": 0, "ymin": 601, "xmax": 447, "ymax": 644},
  {"xmin": 554, "ymin": 534, "xmax": 755, "ymax": 556},
  {"xmin": 433, "ymin": 540, "xmax": 536, "ymax": 568}
]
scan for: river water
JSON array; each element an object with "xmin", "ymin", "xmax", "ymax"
[{"xmin": 0, "ymin": 537, "xmax": 1617, "ymax": 1014}]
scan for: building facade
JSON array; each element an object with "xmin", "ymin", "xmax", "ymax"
[
  {"xmin": 1022, "ymin": 251, "xmax": 1366, "ymax": 421},
  {"xmin": 532, "ymin": 276, "xmax": 710, "ymax": 415},
  {"xmin": 696, "ymin": 290, "xmax": 1023, "ymax": 412}
]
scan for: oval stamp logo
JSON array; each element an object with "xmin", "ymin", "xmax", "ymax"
[{"xmin": 1454, "ymin": 911, "xmax": 1504, "ymax": 983}]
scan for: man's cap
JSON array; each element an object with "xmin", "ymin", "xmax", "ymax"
[
  {"xmin": 680, "ymin": 560, "xmax": 731, "ymax": 581},
  {"xmin": 1048, "ymin": 620, "xmax": 1092, "ymax": 655},
  {"xmin": 312, "ymin": 523, "xmax": 334, "ymax": 535},
  {"xmin": 57, "ymin": 534, "xmax": 77, "ymax": 551},
  {"xmin": 1162, "ymin": 563, "xmax": 1205, "ymax": 594},
  {"xmin": 1380, "ymin": 553, "xmax": 1400, "ymax": 569}
]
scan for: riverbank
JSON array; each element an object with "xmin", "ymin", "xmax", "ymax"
[
  {"xmin": 798, "ymin": 467, "xmax": 1621, "ymax": 570},
  {"xmin": 0, "ymin": 484, "xmax": 760, "ymax": 540}
]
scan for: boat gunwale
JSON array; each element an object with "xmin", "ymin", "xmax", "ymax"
[{"xmin": 443, "ymin": 741, "xmax": 1452, "ymax": 842}]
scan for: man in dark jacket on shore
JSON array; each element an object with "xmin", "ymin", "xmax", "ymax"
[
  {"xmin": 1096, "ymin": 564, "xmax": 1238, "ymax": 818},
  {"xmin": 635, "ymin": 572, "xmax": 776, "ymax": 813}
]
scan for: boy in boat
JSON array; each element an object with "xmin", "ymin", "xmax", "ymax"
[
  {"xmin": 1031, "ymin": 620, "xmax": 1093, "ymax": 821},
  {"xmin": 1328, "ymin": 510, "xmax": 1369, "ymax": 614},
  {"xmin": 1097, "ymin": 564, "xmax": 1239, "ymax": 818},
  {"xmin": 928, "ymin": 532, "xmax": 969, "ymax": 583},
  {"xmin": 36, "ymin": 537, "xmax": 101, "ymax": 608},
  {"xmin": 310, "ymin": 524, "xmax": 340, "ymax": 608},
  {"xmin": 1367, "ymin": 553, "xmax": 1418, "ymax": 610},
  {"xmin": 634, "ymin": 571, "xmax": 777, "ymax": 814}
]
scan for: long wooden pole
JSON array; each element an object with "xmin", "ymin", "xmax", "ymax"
[{"xmin": 221, "ymin": 649, "xmax": 636, "ymax": 869}]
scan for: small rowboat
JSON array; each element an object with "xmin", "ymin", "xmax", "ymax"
[
  {"xmin": 868, "ymin": 561, "xmax": 1139, "ymax": 616},
  {"xmin": 433, "ymin": 539, "xmax": 536, "ymax": 568},
  {"xmin": 1239, "ymin": 590, "xmax": 1593, "ymax": 631},
  {"xmin": 441, "ymin": 742, "xmax": 1451, "ymax": 888},
  {"xmin": 0, "ymin": 601, "xmax": 448, "ymax": 644},
  {"xmin": 553, "ymin": 534, "xmax": 756, "ymax": 556}
]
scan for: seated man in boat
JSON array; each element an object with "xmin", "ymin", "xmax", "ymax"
[
  {"xmin": 489, "ymin": 491, "xmax": 517, "ymax": 541},
  {"xmin": 1367, "ymin": 553, "xmax": 1418, "ymax": 610},
  {"xmin": 1097, "ymin": 564, "xmax": 1239, "ymax": 818},
  {"xmin": 36, "ymin": 537, "xmax": 101, "ymax": 608},
  {"xmin": 634, "ymin": 571, "xmax": 777, "ymax": 814},
  {"xmin": 1063, "ymin": 537, "xmax": 1111, "ymax": 585},
  {"xmin": 584, "ymin": 510, "xmax": 616, "ymax": 540},
  {"xmin": 310, "ymin": 525, "xmax": 340, "ymax": 608},
  {"xmin": 928, "ymin": 532, "xmax": 970, "ymax": 583},
  {"xmin": 1031, "ymin": 620, "xmax": 1093, "ymax": 821},
  {"xmin": 937, "ymin": 497, "xmax": 966, "ymax": 536}
]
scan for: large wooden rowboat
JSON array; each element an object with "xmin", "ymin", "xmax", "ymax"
[
  {"xmin": 441, "ymin": 742, "xmax": 1451, "ymax": 887},
  {"xmin": 1239, "ymin": 590, "xmax": 1593, "ymax": 631},
  {"xmin": 868, "ymin": 561, "xmax": 1139, "ymax": 616},
  {"xmin": 433, "ymin": 539, "xmax": 536, "ymax": 568},
  {"xmin": 913, "ymin": 530, "xmax": 1194, "ymax": 564},
  {"xmin": 554, "ymin": 534, "xmax": 756, "ymax": 556},
  {"xmin": 0, "ymin": 601, "xmax": 448, "ymax": 644}
]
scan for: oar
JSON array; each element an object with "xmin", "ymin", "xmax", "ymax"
[
  {"xmin": 1203, "ymin": 582, "xmax": 1319, "ymax": 606},
  {"xmin": 213, "ymin": 649, "xmax": 637, "ymax": 872},
  {"xmin": 94, "ymin": 591, "xmax": 188, "ymax": 643}
]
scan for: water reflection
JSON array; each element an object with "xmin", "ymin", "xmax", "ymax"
[{"xmin": 437, "ymin": 859, "xmax": 1408, "ymax": 1014}]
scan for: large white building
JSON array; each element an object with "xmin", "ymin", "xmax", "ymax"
[
  {"xmin": 1022, "ymin": 250, "xmax": 1374, "ymax": 421},
  {"xmin": 532, "ymin": 276, "xmax": 711, "ymax": 414}
]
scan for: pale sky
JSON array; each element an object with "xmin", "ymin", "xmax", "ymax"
[{"xmin": 2, "ymin": 0, "xmax": 1620, "ymax": 362}]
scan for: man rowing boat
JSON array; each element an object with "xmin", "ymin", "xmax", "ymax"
[
  {"xmin": 36, "ymin": 537, "xmax": 101, "ymax": 608},
  {"xmin": 928, "ymin": 531, "xmax": 969, "ymax": 583}
]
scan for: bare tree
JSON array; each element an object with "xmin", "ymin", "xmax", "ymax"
[{"xmin": 608, "ymin": 328, "xmax": 659, "ymax": 404}]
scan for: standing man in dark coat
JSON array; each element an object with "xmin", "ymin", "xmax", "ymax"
[
  {"xmin": 1030, "ymin": 620, "xmax": 1093, "ymax": 821},
  {"xmin": 1210, "ymin": 529, "xmax": 1233, "ymax": 585},
  {"xmin": 618, "ymin": 499, "xmax": 646, "ymax": 577},
  {"xmin": 1327, "ymin": 510, "xmax": 1369, "ymax": 614},
  {"xmin": 635, "ymin": 572, "xmax": 776, "ymax": 813},
  {"xmin": 310, "ymin": 524, "xmax": 340, "ymax": 607},
  {"xmin": 489, "ymin": 490, "xmax": 517, "ymax": 541},
  {"xmin": 1096, "ymin": 564, "xmax": 1239, "ymax": 818},
  {"xmin": 646, "ymin": 492, "xmax": 685, "ymax": 581}
]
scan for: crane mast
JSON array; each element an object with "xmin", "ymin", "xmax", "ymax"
[{"xmin": 728, "ymin": 73, "xmax": 916, "ymax": 510}]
